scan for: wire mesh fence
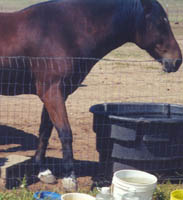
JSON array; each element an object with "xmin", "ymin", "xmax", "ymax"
[
  {"xmin": 0, "ymin": 0, "xmax": 183, "ymax": 192},
  {"xmin": 0, "ymin": 56, "xmax": 183, "ymax": 190}
]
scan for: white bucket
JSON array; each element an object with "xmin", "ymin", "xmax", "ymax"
[
  {"xmin": 62, "ymin": 193, "xmax": 95, "ymax": 200},
  {"xmin": 112, "ymin": 170, "xmax": 157, "ymax": 200}
]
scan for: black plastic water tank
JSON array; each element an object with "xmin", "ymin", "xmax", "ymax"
[{"xmin": 90, "ymin": 103, "xmax": 183, "ymax": 177}]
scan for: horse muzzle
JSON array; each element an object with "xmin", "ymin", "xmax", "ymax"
[{"xmin": 162, "ymin": 58, "xmax": 182, "ymax": 73}]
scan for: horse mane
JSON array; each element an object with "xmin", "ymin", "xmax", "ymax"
[
  {"xmin": 150, "ymin": 0, "xmax": 168, "ymax": 20},
  {"xmin": 21, "ymin": 0, "xmax": 60, "ymax": 12},
  {"xmin": 114, "ymin": 0, "xmax": 168, "ymax": 39},
  {"xmin": 112, "ymin": 0, "xmax": 145, "ymax": 41}
]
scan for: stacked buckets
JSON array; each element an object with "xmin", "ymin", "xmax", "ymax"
[{"xmin": 112, "ymin": 170, "xmax": 157, "ymax": 200}]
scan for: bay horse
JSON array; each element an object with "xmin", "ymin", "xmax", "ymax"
[{"xmin": 0, "ymin": 0, "xmax": 182, "ymax": 190}]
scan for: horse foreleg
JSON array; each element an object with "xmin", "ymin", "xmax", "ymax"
[
  {"xmin": 38, "ymin": 83, "xmax": 77, "ymax": 191},
  {"xmin": 34, "ymin": 106, "xmax": 57, "ymax": 184}
]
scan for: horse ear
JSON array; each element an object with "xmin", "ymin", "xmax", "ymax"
[{"xmin": 141, "ymin": 0, "xmax": 153, "ymax": 15}]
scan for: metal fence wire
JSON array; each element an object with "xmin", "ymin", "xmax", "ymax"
[
  {"xmin": 0, "ymin": 0, "xmax": 183, "ymax": 192},
  {"xmin": 0, "ymin": 55, "xmax": 183, "ymax": 189}
]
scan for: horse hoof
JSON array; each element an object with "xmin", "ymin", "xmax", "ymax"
[
  {"xmin": 39, "ymin": 174, "xmax": 57, "ymax": 184},
  {"xmin": 62, "ymin": 176, "xmax": 78, "ymax": 192},
  {"xmin": 38, "ymin": 169, "xmax": 57, "ymax": 184}
]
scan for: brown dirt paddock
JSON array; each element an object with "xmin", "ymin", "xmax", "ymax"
[{"xmin": 0, "ymin": 2, "xmax": 183, "ymax": 192}]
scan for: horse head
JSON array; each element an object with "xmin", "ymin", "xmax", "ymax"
[{"xmin": 135, "ymin": 0, "xmax": 182, "ymax": 72}]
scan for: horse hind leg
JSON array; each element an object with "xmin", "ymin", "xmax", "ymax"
[
  {"xmin": 35, "ymin": 106, "xmax": 57, "ymax": 184},
  {"xmin": 37, "ymin": 82, "xmax": 77, "ymax": 191}
]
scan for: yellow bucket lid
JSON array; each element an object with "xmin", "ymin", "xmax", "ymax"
[{"xmin": 171, "ymin": 190, "xmax": 183, "ymax": 200}]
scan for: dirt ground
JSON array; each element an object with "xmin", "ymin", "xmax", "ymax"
[{"xmin": 0, "ymin": 8, "xmax": 183, "ymax": 193}]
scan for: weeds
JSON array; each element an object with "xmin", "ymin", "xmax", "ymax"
[
  {"xmin": 0, "ymin": 188, "xmax": 33, "ymax": 200},
  {"xmin": 153, "ymin": 187, "xmax": 167, "ymax": 200}
]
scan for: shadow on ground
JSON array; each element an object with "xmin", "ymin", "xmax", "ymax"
[
  {"xmin": 37, "ymin": 157, "xmax": 110, "ymax": 188},
  {"xmin": 0, "ymin": 125, "xmax": 38, "ymax": 152},
  {"xmin": 5, "ymin": 156, "xmax": 105, "ymax": 189},
  {"xmin": 0, "ymin": 125, "xmax": 108, "ymax": 188},
  {"xmin": 0, "ymin": 157, "xmax": 8, "ymax": 167}
]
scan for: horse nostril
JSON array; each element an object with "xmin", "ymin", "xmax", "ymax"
[{"xmin": 162, "ymin": 58, "xmax": 182, "ymax": 73}]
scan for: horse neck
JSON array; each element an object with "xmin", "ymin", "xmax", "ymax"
[{"xmin": 88, "ymin": 0, "xmax": 144, "ymax": 58}]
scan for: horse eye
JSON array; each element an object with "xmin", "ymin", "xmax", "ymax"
[{"xmin": 163, "ymin": 17, "xmax": 168, "ymax": 23}]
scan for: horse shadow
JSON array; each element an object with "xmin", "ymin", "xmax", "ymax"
[
  {"xmin": 42, "ymin": 157, "xmax": 110, "ymax": 188},
  {"xmin": 8, "ymin": 156, "xmax": 105, "ymax": 189},
  {"xmin": 0, "ymin": 125, "xmax": 38, "ymax": 152},
  {"xmin": 0, "ymin": 157, "xmax": 8, "ymax": 167},
  {"xmin": 0, "ymin": 125, "xmax": 106, "ymax": 188},
  {"xmin": 43, "ymin": 157, "xmax": 99, "ymax": 178}
]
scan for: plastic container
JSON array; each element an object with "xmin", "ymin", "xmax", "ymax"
[
  {"xmin": 96, "ymin": 187, "xmax": 113, "ymax": 200},
  {"xmin": 122, "ymin": 191, "xmax": 140, "ymax": 200},
  {"xmin": 90, "ymin": 103, "xmax": 183, "ymax": 178},
  {"xmin": 61, "ymin": 193, "xmax": 95, "ymax": 200},
  {"xmin": 33, "ymin": 191, "xmax": 61, "ymax": 200},
  {"xmin": 170, "ymin": 190, "xmax": 183, "ymax": 200},
  {"xmin": 112, "ymin": 170, "xmax": 157, "ymax": 200}
]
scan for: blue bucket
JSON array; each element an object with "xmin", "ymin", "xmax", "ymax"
[{"xmin": 33, "ymin": 191, "xmax": 61, "ymax": 200}]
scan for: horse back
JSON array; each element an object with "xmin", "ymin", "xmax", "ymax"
[{"xmin": 0, "ymin": 0, "xmax": 116, "ymax": 95}]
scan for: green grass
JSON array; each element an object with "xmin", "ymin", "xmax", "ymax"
[
  {"xmin": 0, "ymin": 183, "xmax": 182, "ymax": 200},
  {"xmin": 0, "ymin": 189, "xmax": 33, "ymax": 200},
  {"xmin": 154, "ymin": 182, "xmax": 183, "ymax": 200}
]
